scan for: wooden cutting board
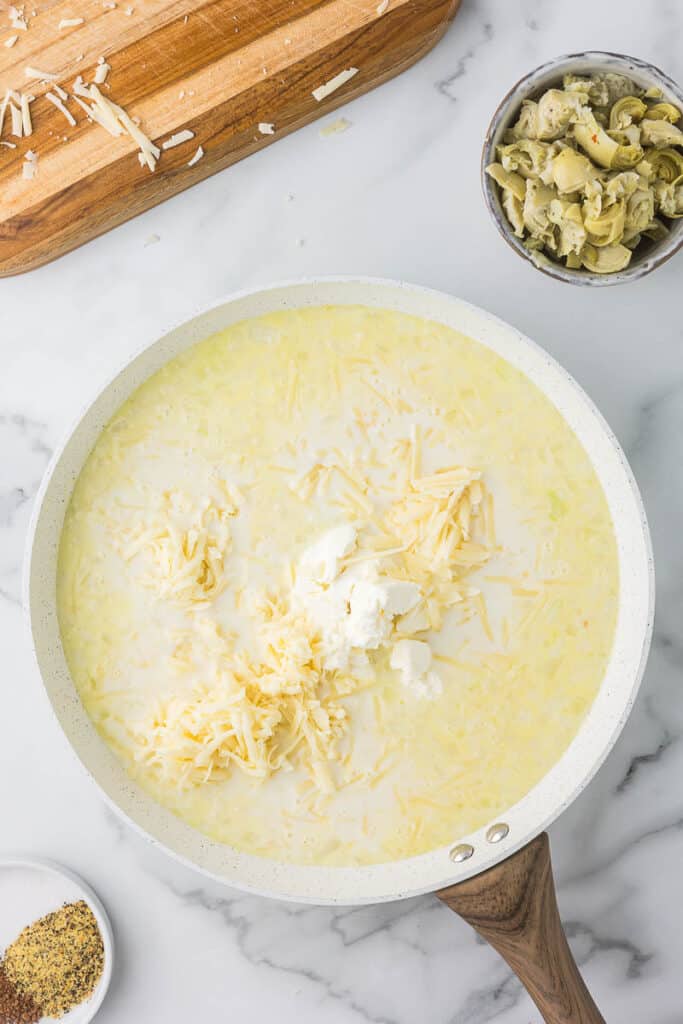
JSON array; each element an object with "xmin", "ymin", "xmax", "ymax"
[{"xmin": 0, "ymin": 0, "xmax": 460, "ymax": 276}]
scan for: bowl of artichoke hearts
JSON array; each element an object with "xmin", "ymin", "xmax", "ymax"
[{"xmin": 482, "ymin": 52, "xmax": 683, "ymax": 284}]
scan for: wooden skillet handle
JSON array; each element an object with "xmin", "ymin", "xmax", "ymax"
[{"xmin": 437, "ymin": 833, "xmax": 605, "ymax": 1023}]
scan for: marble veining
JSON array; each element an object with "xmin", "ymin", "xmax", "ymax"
[
  {"xmin": 436, "ymin": 20, "xmax": 494, "ymax": 101},
  {"xmin": 2, "ymin": 0, "xmax": 683, "ymax": 1019}
]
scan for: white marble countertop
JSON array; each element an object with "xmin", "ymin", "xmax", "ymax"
[{"xmin": 2, "ymin": 0, "xmax": 682, "ymax": 1019}]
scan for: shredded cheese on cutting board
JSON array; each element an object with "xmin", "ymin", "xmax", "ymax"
[{"xmin": 58, "ymin": 306, "xmax": 619, "ymax": 866}]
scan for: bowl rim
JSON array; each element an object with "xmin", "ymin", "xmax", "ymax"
[
  {"xmin": 481, "ymin": 50, "xmax": 683, "ymax": 287},
  {"xmin": 24, "ymin": 276, "xmax": 655, "ymax": 905}
]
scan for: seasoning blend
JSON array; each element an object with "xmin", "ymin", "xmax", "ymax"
[
  {"xmin": 0, "ymin": 861, "xmax": 112, "ymax": 1024},
  {"xmin": 1, "ymin": 901, "xmax": 104, "ymax": 1020}
]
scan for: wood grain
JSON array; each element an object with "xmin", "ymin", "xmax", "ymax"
[
  {"xmin": 437, "ymin": 833, "xmax": 606, "ymax": 1024},
  {"xmin": 0, "ymin": 0, "xmax": 461, "ymax": 275}
]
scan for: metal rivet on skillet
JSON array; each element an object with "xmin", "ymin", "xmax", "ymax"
[
  {"xmin": 449, "ymin": 843, "xmax": 474, "ymax": 863},
  {"xmin": 485, "ymin": 823, "xmax": 510, "ymax": 844}
]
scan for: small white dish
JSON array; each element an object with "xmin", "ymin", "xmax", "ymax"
[
  {"xmin": 0, "ymin": 858, "xmax": 114, "ymax": 1023},
  {"xmin": 481, "ymin": 51, "xmax": 683, "ymax": 286}
]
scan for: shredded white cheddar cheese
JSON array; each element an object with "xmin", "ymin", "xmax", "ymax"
[
  {"xmin": 72, "ymin": 75, "xmax": 89, "ymax": 97},
  {"xmin": 22, "ymin": 147, "xmax": 37, "ymax": 178},
  {"xmin": 312, "ymin": 67, "xmax": 359, "ymax": 102},
  {"xmin": 161, "ymin": 128, "xmax": 194, "ymax": 150},
  {"xmin": 20, "ymin": 92, "xmax": 33, "ymax": 135},
  {"xmin": 93, "ymin": 61, "xmax": 111, "ymax": 84},
  {"xmin": 0, "ymin": 91, "xmax": 11, "ymax": 136},
  {"xmin": 117, "ymin": 492, "xmax": 237, "ymax": 608},
  {"xmin": 58, "ymin": 17, "xmax": 84, "ymax": 28},
  {"xmin": 319, "ymin": 117, "xmax": 351, "ymax": 138},
  {"xmin": 82, "ymin": 89, "xmax": 122, "ymax": 135},
  {"xmin": 110, "ymin": 95, "xmax": 159, "ymax": 169},
  {"xmin": 25, "ymin": 65, "xmax": 58, "ymax": 81},
  {"xmin": 10, "ymin": 102, "xmax": 22, "ymax": 137},
  {"xmin": 71, "ymin": 95, "xmax": 94, "ymax": 121},
  {"xmin": 187, "ymin": 144, "xmax": 203, "ymax": 166},
  {"xmin": 46, "ymin": 91, "xmax": 76, "ymax": 126},
  {"xmin": 127, "ymin": 612, "xmax": 350, "ymax": 793},
  {"xmin": 9, "ymin": 6, "xmax": 28, "ymax": 30}
]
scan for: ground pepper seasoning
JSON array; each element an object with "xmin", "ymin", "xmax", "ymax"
[
  {"xmin": 2, "ymin": 900, "xmax": 104, "ymax": 1019},
  {"xmin": 0, "ymin": 965, "xmax": 41, "ymax": 1024}
]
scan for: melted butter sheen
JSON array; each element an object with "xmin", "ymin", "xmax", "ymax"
[{"xmin": 57, "ymin": 306, "xmax": 619, "ymax": 866}]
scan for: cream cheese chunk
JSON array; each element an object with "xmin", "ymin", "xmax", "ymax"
[
  {"xmin": 293, "ymin": 526, "xmax": 423, "ymax": 674},
  {"xmin": 390, "ymin": 639, "xmax": 442, "ymax": 698},
  {"xmin": 298, "ymin": 523, "xmax": 357, "ymax": 583}
]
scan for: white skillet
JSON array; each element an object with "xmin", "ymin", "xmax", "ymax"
[{"xmin": 25, "ymin": 278, "xmax": 654, "ymax": 1022}]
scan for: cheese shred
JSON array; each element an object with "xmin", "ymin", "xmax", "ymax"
[
  {"xmin": 46, "ymin": 91, "xmax": 76, "ymax": 126},
  {"xmin": 161, "ymin": 128, "xmax": 194, "ymax": 150},
  {"xmin": 312, "ymin": 67, "xmax": 359, "ymax": 102}
]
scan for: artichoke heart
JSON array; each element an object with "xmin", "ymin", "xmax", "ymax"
[
  {"xmin": 625, "ymin": 187, "xmax": 655, "ymax": 233},
  {"xmin": 581, "ymin": 243, "xmax": 632, "ymax": 273},
  {"xmin": 609, "ymin": 96, "xmax": 647, "ymax": 131},
  {"xmin": 648, "ymin": 147, "xmax": 683, "ymax": 183},
  {"xmin": 581, "ymin": 178, "xmax": 605, "ymax": 222},
  {"xmin": 645, "ymin": 102, "xmax": 682, "ymax": 124},
  {"xmin": 536, "ymin": 89, "xmax": 585, "ymax": 140},
  {"xmin": 608, "ymin": 125, "xmax": 642, "ymax": 147},
  {"xmin": 584, "ymin": 199, "xmax": 626, "ymax": 246},
  {"xmin": 506, "ymin": 100, "xmax": 540, "ymax": 141},
  {"xmin": 605, "ymin": 171, "xmax": 644, "ymax": 202},
  {"xmin": 505, "ymin": 190, "xmax": 528, "ymax": 234},
  {"xmin": 551, "ymin": 148, "xmax": 597, "ymax": 193},
  {"xmin": 522, "ymin": 179, "xmax": 558, "ymax": 245},
  {"xmin": 640, "ymin": 118, "xmax": 683, "ymax": 148},
  {"xmin": 498, "ymin": 139, "xmax": 561, "ymax": 183},
  {"xmin": 600, "ymin": 72, "xmax": 645, "ymax": 105},
  {"xmin": 502, "ymin": 192, "xmax": 525, "ymax": 237},
  {"xmin": 654, "ymin": 175, "xmax": 683, "ymax": 218},
  {"xmin": 562, "ymin": 73, "xmax": 605, "ymax": 105},
  {"xmin": 562, "ymin": 72, "xmax": 636, "ymax": 109},
  {"xmin": 574, "ymin": 112, "xmax": 643, "ymax": 169},
  {"xmin": 485, "ymin": 163, "xmax": 526, "ymax": 201},
  {"xmin": 634, "ymin": 157, "xmax": 656, "ymax": 182},
  {"xmin": 548, "ymin": 200, "xmax": 586, "ymax": 257}
]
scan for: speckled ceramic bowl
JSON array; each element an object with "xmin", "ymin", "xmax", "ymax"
[{"xmin": 481, "ymin": 51, "xmax": 683, "ymax": 286}]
